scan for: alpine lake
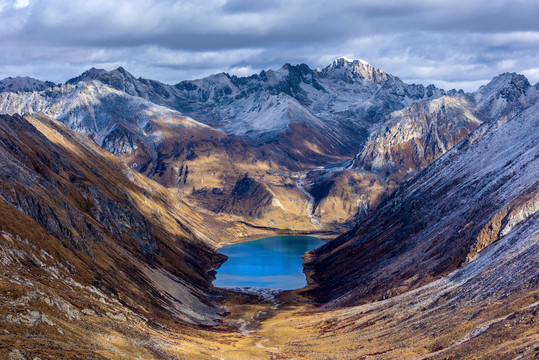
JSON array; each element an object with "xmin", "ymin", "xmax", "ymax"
[{"xmin": 213, "ymin": 236, "xmax": 324, "ymax": 290}]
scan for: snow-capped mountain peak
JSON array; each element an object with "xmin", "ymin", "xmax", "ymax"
[
  {"xmin": 334, "ymin": 56, "xmax": 370, "ymax": 66},
  {"xmin": 0, "ymin": 76, "xmax": 55, "ymax": 92},
  {"xmin": 473, "ymin": 72, "xmax": 534, "ymax": 120},
  {"xmin": 66, "ymin": 67, "xmax": 107, "ymax": 84},
  {"xmin": 322, "ymin": 56, "xmax": 394, "ymax": 85}
]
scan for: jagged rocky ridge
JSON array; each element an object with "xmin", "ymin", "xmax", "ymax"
[
  {"xmin": 0, "ymin": 58, "xmax": 448, "ymax": 165},
  {"xmin": 0, "ymin": 76, "xmax": 55, "ymax": 93}
]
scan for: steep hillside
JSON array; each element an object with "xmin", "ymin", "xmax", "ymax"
[
  {"xmin": 248, "ymin": 209, "xmax": 538, "ymax": 359},
  {"xmin": 306, "ymin": 94, "xmax": 538, "ymax": 306},
  {"xmin": 0, "ymin": 113, "xmax": 233, "ymax": 355},
  {"xmin": 354, "ymin": 96, "xmax": 483, "ymax": 179}
]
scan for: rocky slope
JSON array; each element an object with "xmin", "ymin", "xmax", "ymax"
[
  {"xmin": 0, "ymin": 80, "xmax": 321, "ymax": 232},
  {"xmin": 353, "ymin": 96, "xmax": 483, "ymax": 179},
  {"xmin": 251, "ymin": 209, "xmax": 538, "ymax": 359},
  {"xmin": 353, "ymin": 72, "xmax": 536, "ymax": 180},
  {"xmin": 306, "ymin": 91, "xmax": 539, "ymax": 307}
]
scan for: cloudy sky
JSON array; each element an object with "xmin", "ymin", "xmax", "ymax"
[{"xmin": 1, "ymin": 0, "xmax": 538, "ymax": 91}]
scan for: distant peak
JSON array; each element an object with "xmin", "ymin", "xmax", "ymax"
[
  {"xmin": 479, "ymin": 72, "xmax": 530, "ymax": 95},
  {"xmin": 66, "ymin": 67, "xmax": 106, "ymax": 85},
  {"xmin": 0, "ymin": 75, "xmax": 55, "ymax": 92},
  {"xmin": 334, "ymin": 56, "xmax": 369, "ymax": 66}
]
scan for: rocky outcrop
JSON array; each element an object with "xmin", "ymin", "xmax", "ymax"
[
  {"xmin": 354, "ymin": 96, "xmax": 483, "ymax": 179},
  {"xmin": 216, "ymin": 175, "xmax": 274, "ymax": 218}
]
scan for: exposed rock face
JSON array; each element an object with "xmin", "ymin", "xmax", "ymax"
[
  {"xmin": 354, "ymin": 96, "xmax": 483, "ymax": 179},
  {"xmin": 306, "ymin": 170, "xmax": 391, "ymax": 231},
  {"xmin": 307, "ymin": 96, "xmax": 539, "ymax": 306},
  {"xmin": 306, "ymin": 72, "xmax": 538, "ymax": 229},
  {"xmin": 353, "ymin": 72, "xmax": 537, "ymax": 181}
]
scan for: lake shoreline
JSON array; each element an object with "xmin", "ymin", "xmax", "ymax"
[{"xmin": 213, "ymin": 235, "xmax": 324, "ymax": 290}]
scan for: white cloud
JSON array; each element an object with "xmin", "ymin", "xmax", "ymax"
[{"xmin": 13, "ymin": 0, "xmax": 29, "ymax": 8}]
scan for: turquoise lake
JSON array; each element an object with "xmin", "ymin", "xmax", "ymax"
[{"xmin": 213, "ymin": 235, "xmax": 324, "ymax": 289}]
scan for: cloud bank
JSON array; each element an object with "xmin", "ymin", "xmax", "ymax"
[{"xmin": 1, "ymin": 0, "xmax": 538, "ymax": 90}]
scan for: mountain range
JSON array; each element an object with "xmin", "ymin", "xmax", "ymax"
[
  {"xmin": 0, "ymin": 58, "xmax": 537, "ymax": 359},
  {"xmin": 2, "ymin": 58, "xmax": 532, "ymax": 231}
]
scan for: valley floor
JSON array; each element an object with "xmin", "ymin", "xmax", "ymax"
[{"xmin": 2, "ymin": 252, "xmax": 538, "ymax": 360}]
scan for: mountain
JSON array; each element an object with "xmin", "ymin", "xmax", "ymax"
[
  {"xmin": 0, "ymin": 86, "xmax": 321, "ymax": 234},
  {"xmin": 306, "ymin": 93, "xmax": 539, "ymax": 307},
  {"xmin": 170, "ymin": 57, "xmax": 447, "ymax": 163},
  {"xmin": 304, "ymin": 72, "xmax": 538, "ymax": 230},
  {"xmin": 352, "ymin": 96, "xmax": 483, "ymax": 179},
  {"xmin": 51, "ymin": 59, "xmax": 447, "ymax": 165},
  {"xmin": 0, "ymin": 59, "xmax": 440, "ymax": 230},
  {"xmin": 0, "ymin": 62, "xmax": 535, "ymax": 233},
  {"xmin": 0, "ymin": 59, "xmax": 454, "ymax": 231},
  {"xmin": 0, "ymin": 76, "xmax": 55, "ymax": 92}
]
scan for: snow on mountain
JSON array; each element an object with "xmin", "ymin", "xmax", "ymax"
[
  {"xmin": 0, "ymin": 76, "xmax": 55, "ymax": 92},
  {"xmin": 33, "ymin": 59, "xmax": 447, "ymax": 164},
  {"xmin": 353, "ymin": 96, "xmax": 483, "ymax": 179},
  {"xmin": 67, "ymin": 66, "xmax": 181, "ymax": 109},
  {"xmin": 166, "ymin": 59, "xmax": 450, "ymax": 163},
  {"xmin": 1, "ymin": 61, "xmax": 536, "ymax": 230},
  {"xmin": 65, "ymin": 67, "xmax": 107, "ymax": 84},
  {"xmin": 349, "ymin": 71, "xmax": 537, "ymax": 177},
  {"xmin": 473, "ymin": 72, "xmax": 536, "ymax": 120},
  {"xmin": 0, "ymin": 80, "xmax": 214, "ymax": 157},
  {"xmin": 303, "ymin": 69, "xmax": 537, "ymax": 229}
]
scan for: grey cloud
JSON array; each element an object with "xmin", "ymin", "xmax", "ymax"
[
  {"xmin": 1, "ymin": 0, "xmax": 539, "ymax": 91},
  {"xmin": 222, "ymin": 0, "xmax": 284, "ymax": 14}
]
